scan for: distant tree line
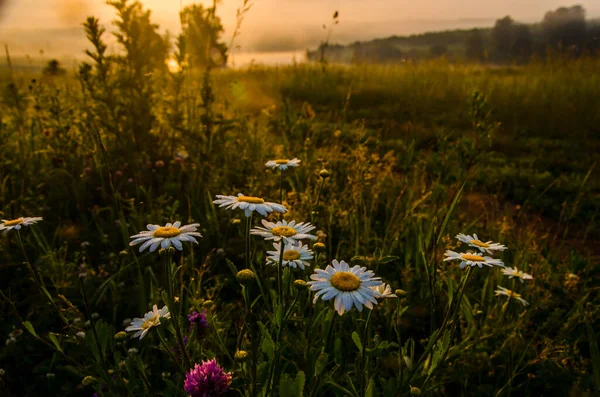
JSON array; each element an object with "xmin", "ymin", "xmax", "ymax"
[{"xmin": 308, "ymin": 5, "xmax": 600, "ymax": 64}]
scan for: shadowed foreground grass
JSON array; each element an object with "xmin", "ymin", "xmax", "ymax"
[{"xmin": 0, "ymin": 57, "xmax": 599, "ymax": 396}]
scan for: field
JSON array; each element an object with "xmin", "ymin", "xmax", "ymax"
[{"xmin": 0, "ymin": 54, "xmax": 599, "ymax": 397}]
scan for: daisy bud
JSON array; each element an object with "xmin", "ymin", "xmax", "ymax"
[
  {"xmin": 76, "ymin": 331, "xmax": 86, "ymax": 339},
  {"xmin": 202, "ymin": 300, "xmax": 214, "ymax": 309},
  {"xmin": 236, "ymin": 269, "xmax": 255, "ymax": 285},
  {"xmin": 231, "ymin": 219, "xmax": 241, "ymax": 225},
  {"xmin": 313, "ymin": 242, "xmax": 326, "ymax": 252},
  {"xmin": 410, "ymin": 386, "xmax": 422, "ymax": 395},
  {"xmin": 293, "ymin": 279, "xmax": 308, "ymax": 289},
  {"xmin": 234, "ymin": 350, "xmax": 249, "ymax": 362},
  {"xmin": 395, "ymin": 289, "xmax": 407, "ymax": 296},
  {"xmin": 119, "ymin": 250, "xmax": 129, "ymax": 257},
  {"xmin": 319, "ymin": 169, "xmax": 330, "ymax": 179},
  {"xmin": 81, "ymin": 376, "xmax": 97, "ymax": 386},
  {"xmin": 114, "ymin": 331, "xmax": 128, "ymax": 340},
  {"xmin": 168, "ymin": 246, "xmax": 176, "ymax": 255}
]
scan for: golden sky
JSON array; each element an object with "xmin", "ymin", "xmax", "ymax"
[{"xmin": 1, "ymin": 0, "xmax": 599, "ymax": 58}]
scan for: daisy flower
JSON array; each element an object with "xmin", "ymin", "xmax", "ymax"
[
  {"xmin": 125, "ymin": 305, "xmax": 171, "ymax": 340},
  {"xmin": 443, "ymin": 250, "xmax": 504, "ymax": 269},
  {"xmin": 0, "ymin": 217, "xmax": 43, "ymax": 234},
  {"xmin": 372, "ymin": 283, "xmax": 398, "ymax": 299},
  {"xmin": 213, "ymin": 193, "xmax": 287, "ymax": 217},
  {"xmin": 266, "ymin": 241, "xmax": 314, "ymax": 270},
  {"xmin": 129, "ymin": 222, "xmax": 202, "ymax": 253},
  {"xmin": 251, "ymin": 219, "xmax": 316, "ymax": 245},
  {"xmin": 265, "ymin": 158, "xmax": 301, "ymax": 171},
  {"xmin": 456, "ymin": 233, "xmax": 507, "ymax": 255},
  {"xmin": 494, "ymin": 286, "xmax": 528, "ymax": 306},
  {"xmin": 307, "ymin": 259, "xmax": 383, "ymax": 315},
  {"xmin": 502, "ymin": 267, "xmax": 533, "ymax": 283}
]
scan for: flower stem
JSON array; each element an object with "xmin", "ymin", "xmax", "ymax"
[
  {"xmin": 360, "ymin": 309, "xmax": 374, "ymax": 397},
  {"xmin": 279, "ymin": 169, "xmax": 284, "ymax": 204},
  {"xmin": 277, "ymin": 244, "xmax": 284, "ymax": 308},
  {"xmin": 16, "ymin": 230, "xmax": 70, "ymax": 328},
  {"xmin": 165, "ymin": 255, "xmax": 192, "ymax": 369},
  {"xmin": 245, "ymin": 214, "xmax": 252, "ymax": 269},
  {"xmin": 156, "ymin": 328, "xmax": 185, "ymax": 375}
]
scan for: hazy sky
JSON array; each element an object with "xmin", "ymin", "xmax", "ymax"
[{"xmin": 1, "ymin": 0, "xmax": 599, "ymax": 58}]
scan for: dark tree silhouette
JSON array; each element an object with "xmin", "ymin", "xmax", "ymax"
[
  {"xmin": 491, "ymin": 16, "xmax": 515, "ymax": 63},
  {"xmin": 465, "ymin": 29, "xmax": 486, "ymax": 62},
  {"xmin": 542, "ymin": 6, "xmax": 587, "ymax": 53},
  {"xmin": 512, "ymin": 24, "xmax": 533, "ymax": 63}
]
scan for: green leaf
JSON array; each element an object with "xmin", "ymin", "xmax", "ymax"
[
  {"xmin": 257, "ymin": 322, "xmax": 275, "ymax": 361},
  {"xmin": 378, "ymin": 255, "xmax": 399, "ymax": 264},
  {"xmin": 279, "ymin": 371, "xmax": 305, "ymax": 397},
  {"xmin": 294, "ymin": 371, "xmax": 305, "ymax": 397},
  {"xmin": 314, "ymin": 352, "xmax": 329, "ymax": 377},
  {"xmin": 351, "ymin": 256, "xmax": 367, "ymax": 263},
  {"xmin": 225, "ymin": 259, "xmax": 238, "ymax": 278},
  {"xmin": 22, "ymin": 321, "xmax": 38, "ymax": 338},
  {"xmin": 351, "ymin": 331, "xmax": 363, "ymax": 353},
  {"xmin": 365, "ymin": 378, "xmax": 376, "ymax": 397},
  {"xmin": 48, "ymin": 333, "xmax": 63, "ymax": 353},
  {"xmin": 436, "ymin": 181, "xmax": 466, "ymax": 244},
  {"xmin": 586, "ymin": 321, "xmax": 600, "ymax": 390},
  {"xmin": 373, "ymin": 248, "xmax": 382, "ymax": 261}
]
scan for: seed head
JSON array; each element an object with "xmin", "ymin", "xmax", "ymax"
[
  {"xmin": 236, "ymin": 269, "xmax": 255, "ymax": 285},
  {"xmin": 293, "ymin": 279, "xmax": 308, "ymax": 290},
  {"xmin": 81, "ymin": 376, "xmax": 97, "ymax": 386},
  {"xmin": 319, "ymin": 169, "xmax": 330, "ymax": 179},
  {"xmin": 313, "ymin": 242, "xmax": 326, "ymax": 252},
  {"xmin": 234, "ymin": 350, "xmax": 249, "ymax": 362}
]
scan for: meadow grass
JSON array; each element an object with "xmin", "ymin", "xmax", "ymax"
[{"xmin": 0, "ymin": 57, "xmax": 598, "ymax": 396}]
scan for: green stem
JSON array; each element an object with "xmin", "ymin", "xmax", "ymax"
[
  {"xmin": 406, "ymin": 266, "xmax": 473, "ymax": 388},
  {"xmin": 16, "ymin": 231, "xmax": 70, "ymax": 328},
  {"xmin": 79, "ymin": 277, "xmax": 107, "ymax": 373},
  {"xmin": 156, "ymin": 328, "xmax": 185, "ymax": 375},
  {"xmin": 360, "ymin": 309, "xmax": 373, "ymax": 397},
  {"xmin": 165, "ymin": 255, "xmax": 192, "ymax": 369},
  {"xmin": 277, "ymin": 242, "xmax": 285, "ymax": 307},
  {"xmin": 279, "ymin": 169, "xmax": 284, "ymax": 204},
  {"xmin": 245, "ymin": 213, "xmax": 253, "ymax": 269}
]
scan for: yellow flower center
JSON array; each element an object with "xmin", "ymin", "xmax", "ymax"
[
  {"xmin": 283, "ymin": 250, "xmax": 301, "ymax": 261},
  {"xmin": 514, "ymin": 270, "xmax": 525, "ymax": 278},
  {"xmin": 274, "ymin": 159, "xmax": 289, "ymax": 164},
  {"xmin": 4, "ymin": 218, "xmax": 24, "ymax": 226},
  {"xmin": 142, "ymin": 316, "xmax": 159, "ymax": 329},
  {"xmin": 152, "ymin": 227, "xmax": 181, "ymax": 238},
  {"xmin": 330, "ymin": 271, "xmax": 361, "ymax": 291},
  {"xmin": 237, "ymin": 196, "xmax": 265, "ymax": 204},
  {"xmin": 502, "ymin": 288, "xmax": 521, "ymax": 299},
  {"xmin": 470, "ymin": 239, "xmax": 490, "ymax": 248},
  {"xmin": 271, "ymin": 226, "xmax": 297, "ymax": 237},
  {"xmin": 461, "ymin": 253, "xmax": 485, "ymax": 262}
]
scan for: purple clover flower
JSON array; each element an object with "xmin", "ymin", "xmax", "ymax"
[
  {"xmin": 184, "ymin": 359, "xmax": 232, "ymax": 397},
  {"xmin": 188, "ymin": 310, "xmax": 209, "ymax": 332}
]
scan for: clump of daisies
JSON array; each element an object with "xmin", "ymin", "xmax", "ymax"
[
  {"xmin": 213, "ymin": 193, "xmax": 287, "ymax": 217},
  {"xmin": 129, "ymin": 222, "xmax": 202, "ymax": 252},
  {"xmin": 444, "ymin": 233, "xmax": 507, "ymax": 269},
  {"xmin": 125, "ymin": 305, "xmax": 171, "ymax": 340},
  {"xmin": 0, "ymin": 217, "xmax": 43, "ymax": 234},
  {"xmin": 307, "ymin": 259, "xmax": 383, "ymax": 315},
  {"xmin": 184, "ymin": 359, "xmax": 232, "ymax": 397}
]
